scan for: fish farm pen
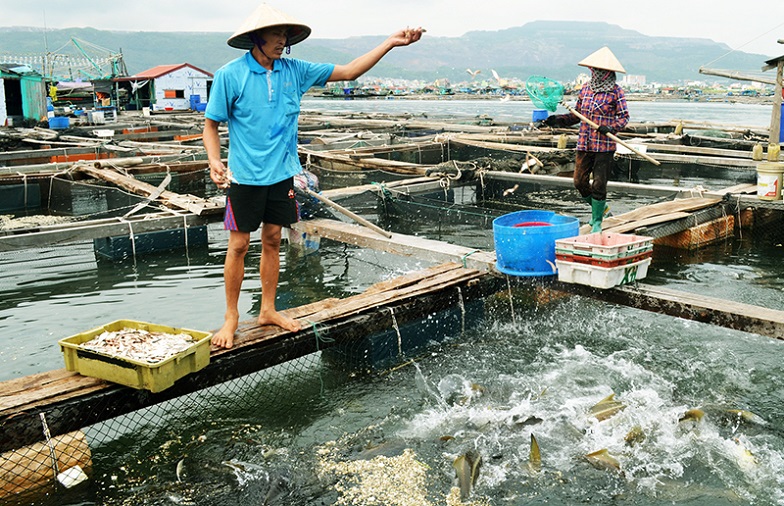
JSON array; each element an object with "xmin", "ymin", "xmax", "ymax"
[{"xmin": 1, "ymin": 106, "xmax": 784, "ymax": 505}]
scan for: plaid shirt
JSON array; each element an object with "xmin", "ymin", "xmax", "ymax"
[{"xmin": 565, "ymin": 84, "xmax": 629, "ymax": 152}]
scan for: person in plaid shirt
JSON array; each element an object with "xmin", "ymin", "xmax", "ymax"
[{"xmin": 543, "ymin": 46, "xmax": 629, "ymax": 232}]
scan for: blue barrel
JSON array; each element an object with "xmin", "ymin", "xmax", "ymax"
[
  {"xmin": 493, "ymin": 210, "xmax": 579, "ymax": 276},
  {"xmin": 532, "ymin": 109, "xmax": 549, "ymax": 122}
]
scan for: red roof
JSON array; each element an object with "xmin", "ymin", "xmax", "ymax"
[{"xmin": 133, "ymin": 63, "xmax": 213, "ymax": 79}]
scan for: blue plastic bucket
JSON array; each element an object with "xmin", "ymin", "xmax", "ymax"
[
  {"xmin": 493, "ymin": 210, "xmax": 579, "ymax": 276},
  {"xmin": 532, "ymin": 109, "xmax": 549, "ymax": 122}
]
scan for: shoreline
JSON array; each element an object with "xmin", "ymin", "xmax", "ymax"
[{"xmin": 307, "ymin": 91, "xmax": 777, "ymax": 106}]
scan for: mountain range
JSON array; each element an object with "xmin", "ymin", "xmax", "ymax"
[{"xmin": 0, "ymin": 21, "xmax": 775, "ymax": 85}]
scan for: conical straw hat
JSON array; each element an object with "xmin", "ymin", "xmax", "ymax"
[
  {"xmin": 227, "ymin": 3, "xmax": 311, "ymax": 50},
  {"xmin": 578, "ymin": 46, "xmax": 626, "ymax": 73}
]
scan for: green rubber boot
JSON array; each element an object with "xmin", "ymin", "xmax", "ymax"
[
  {"xmin": 583, "ymin": 196, "xmax": 596, "ymax": 228},
  {"xmin": 591, "ymin": 199, "xmax": 606, "ymax": 233}
]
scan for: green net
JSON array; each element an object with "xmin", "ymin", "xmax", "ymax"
[{"xmin": 525, "ymin": 75, "xmax": 565, "ymax": 112}]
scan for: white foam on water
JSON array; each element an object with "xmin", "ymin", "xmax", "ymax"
[{"xmin": 397, "ymin": 336, "xmax": 784, "ymax": 502}]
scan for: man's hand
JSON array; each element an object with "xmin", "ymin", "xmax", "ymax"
[
  {"xmin": 389, "ymin": 27, "xmax": 425, "ymax": 47},
  {"xmin": 209, "ymin": 159, "xmax": 230, "ymax": 189},
  {"xmin": 597, "ymin": 125, "xmax": 611, "ymax": 135}
]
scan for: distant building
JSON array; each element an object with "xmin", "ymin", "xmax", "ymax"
[
  {"xmin": 0, "ymin": 63, "xmax": 47, "ymax": 126},
  {"xmin": 114, "ymin": 63, "xmax": 212, "ymax": 112},
  {"xmin": 621, "ymin": 75, "xmax": 646, "ymax": 88}
]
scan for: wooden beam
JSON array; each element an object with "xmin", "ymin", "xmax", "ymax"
[
  {"xmin": 553, "ymin": 281, "xmax": 784, "ymax": 340},
  {"xmin": 292, "ymin": 219, "xmax": 497, "ymax": 271},
  {"xmin": 482, "ymin": 171, "xmax": 713, "ymax": 199},
  {"xmin": 75, "ymin": 165, "xmax": 223, "ymax": 215},
  {"xmin": 0, "ymin": 212, "xmax": 214, "ymax": 252}
]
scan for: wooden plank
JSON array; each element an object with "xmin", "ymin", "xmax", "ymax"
[
  {"xmin": 0, "ymin": 265, "xmax": 500, "ymax": 453},
  {"xmin": 292, "ymin": 218, "xmax": 497, "ymax": 271},
  {"xmin": 616, "ymin": 151, "xmax": 758, "ymax": 169},
  {"xmin": 0, "ymin": 212, "xmax": 214, "ymax": 252},
  {"xmin": 654, "ymin": 215, "xmax": 735, "ymax": 250},
  {"xmin": 553, "ymin": 281, "xmax": 784, "ymax": 340},
  {"xmin": 449, "ymin": 137, "xmax": 566, "ymax": 153},
  {"xmin": 601, "ymin": 212, "xmax": 692, "ymax": 234},
  {"xmin": 482, "ymin": 171, "xmax": 706, "ymax": 199},
  {"xmin": 713, "ymin": 183, "xmax": 757, "ymax": 195},
  {"xmin": 76, "ymin": 166, "xmax": 222, "ymax": 215},
  {"xmin": 641, "ymin": 142, "xmax": 758, "ymax": 159},
  {"xmin": 320, "ymin": 176, "xmax": 441, "ymax": 199},
  {"xmin": 600, "ymin": 197, "xmax": 721, "ymax": 229}
]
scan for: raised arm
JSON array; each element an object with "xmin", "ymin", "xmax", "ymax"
[{"xmin": 328, "ymin": 27, "xmax": 424, "ymax": 82}]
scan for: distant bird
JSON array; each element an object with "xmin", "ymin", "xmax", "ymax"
[
  {"xmin": 491, "ymin": 69, "xmax": 508, "ymax": 87},
  {"xmin": 466, "ymin": 68, "xmax": 481, "ymax": 79}
]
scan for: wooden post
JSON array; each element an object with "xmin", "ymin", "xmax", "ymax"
[
  {"xmin": 768, "ymin": 59, "xmax": 783, "ymax": 148},
  {"xmin": 0, "ymin": 430, "xmax": 92, "ymax": 503}
]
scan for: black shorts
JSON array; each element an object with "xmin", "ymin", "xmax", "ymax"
[{"xmin": 223, "ymin": 178, "xmax": 299, "ymax": 232}]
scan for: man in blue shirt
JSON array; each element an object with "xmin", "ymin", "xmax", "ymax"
[{"xmin": 203, "ymin": 3, "xmax": 423, "ymax": 348}]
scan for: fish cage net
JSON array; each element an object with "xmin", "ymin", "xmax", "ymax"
[
  {"xmin": 2, "ymin": 161, "xmax": 784, "ymax": 505},
  {"xmin": 1, "ymin": 331, "xmax": 442, "ymax": 506}
]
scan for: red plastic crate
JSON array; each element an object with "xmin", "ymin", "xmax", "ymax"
[{"xmin": 556, "ymin": 249, "xmax": 652, "ymax": 268}]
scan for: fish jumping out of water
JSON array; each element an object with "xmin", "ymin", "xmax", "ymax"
[
  {"xmin": 589, "ymin": 393, "xmax": 626, "ymax": 421},
  {"xmin": 528, "ymin": 434, "xmax": 541, "ymax": 474},
  {"xmin": 624, "ymin": 425, "xmax": 646, "ymax": 447},
  {"xmin": 453, "ymin": 449, "xmax": 482, "ymax": 500},
  {"xmin": 679, "ymin": 408, "xmax": 705, "ymax": 423},
  {"xmin": 584, "ymin": 448, "xmax": 621, "ymax": 472}
]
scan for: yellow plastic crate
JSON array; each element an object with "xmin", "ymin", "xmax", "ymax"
[{"xmin": 59, "ymin": 319, "xmax": 212, "ymax": 393}]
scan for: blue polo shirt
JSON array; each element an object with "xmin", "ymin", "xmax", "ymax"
[{"xmin": 205, "ymin": 52, "xmax": 334, "ymax": 186}]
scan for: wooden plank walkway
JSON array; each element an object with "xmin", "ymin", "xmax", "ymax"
[{"xmin": 0, "ymin": 263, "xmax": 496, "ymax": 453}]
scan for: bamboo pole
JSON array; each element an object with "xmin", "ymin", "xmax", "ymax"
[
  {"xmin": 561, "ymin": 103, "xmax": 662, "ymax": 166},
  {"xmin": 0, "ymin": 430, "xmax": 92, "ymax": 502},
  {"xmin": 303, "ymin": 188, "xmax": 393, "ymax": 238}
]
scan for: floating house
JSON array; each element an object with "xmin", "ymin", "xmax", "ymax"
[
  {"xmin": 0, "ymin": 63, "xmax": 47, "ymax": 126},
  {"xmin": 114, "ymin": 63, "xmax": 212, "ymax": 112}
]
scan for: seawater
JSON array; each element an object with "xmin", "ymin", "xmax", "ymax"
[{"xmin": 2, "ymin": 99, "xmax": 783, "ymax": 505}]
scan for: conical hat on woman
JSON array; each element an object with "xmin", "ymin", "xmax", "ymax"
[
  {"xmin": 227, "ymin": 3, "xmax": 311, "ymax": 50},
  {"xmin": 578, "ymin": 46, "xmax": 626, "ymax": 73}
]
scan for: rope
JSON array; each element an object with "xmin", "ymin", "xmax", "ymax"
[
  {"xmin": 460, "ymin": 249, "xmax": 481, "ymax": 268},
  {"xmin": 735, "ymin": 194, "xmax": 743, "ymax": 241},
  {"xmin": 308, "ymin": 319, "xmax": 334, "ymax": 396},
  {"xmin": 126, "ymin": 221, "xmax": 137, "ymax": 260},
  {"xmin": 389, "ymin": 307, "xmax": 403, "ymax": 356},
  {"xmin": 16, "ymin": 172, "xmax": 28, "ymax": 208},
  {"xmin": 456, "ymin": 286, "xmax": 465, "ymax": 336},
  {"xmin": 182, "ymin": 214, "xmax": 190, "ymax": 262},
  {"xmin": 307, "ymin": 320, "xmax": 334, "ymax": 350},
  {"xmin": 505, "ymin": 275, "xmax": 516, "ymax": 326},
  {"xmin": 40, "ymin": 412, "xmax": 60, "ymax": 481}
]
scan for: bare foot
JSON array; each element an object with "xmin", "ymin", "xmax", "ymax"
[
  {"xmin": 211, "ymin": 315, "xmax": 239, "ymax": 349},
  {"xmin": 258, "ymin": 310, "xmax": 301, "ymax": 332}
]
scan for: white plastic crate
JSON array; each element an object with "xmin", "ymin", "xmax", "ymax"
[
  {"xmin": 555, "ymin": 232, "xmax": 653, "ymax": 261},
  {"xmin": 556, "ymin": 257, "xmax": 651, "ymax": 289}
]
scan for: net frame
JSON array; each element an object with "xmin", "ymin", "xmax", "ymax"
[{"xmin": 525, "ymin": 75, "xmax": 565, "ymax": 112}]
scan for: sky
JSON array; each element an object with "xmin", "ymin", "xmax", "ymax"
[{"xmin": 2, "ymin": 0, "xmax": 784, "ymax": 58}]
